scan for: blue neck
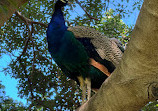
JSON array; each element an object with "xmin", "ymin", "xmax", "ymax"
[
  {"xmin": 50, "ymin": 9, "xmax": 67, "ymax": 31},
  {"xmin": 51, "ymin": 9, "xmax": 65, "ymax": 25},
  {"xmin": 47, "ymin": 8, "xmax": 67, "ymax": 42}
]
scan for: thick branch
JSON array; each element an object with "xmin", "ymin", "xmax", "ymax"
[{"xmin": 77, "ymin": 0, "xmax": 158, "ymax": 110}]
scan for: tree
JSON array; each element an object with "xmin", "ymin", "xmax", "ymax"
[
  {"xmin": 0, "ymin": 0, "xmax": 29, "ymax": 27},
  {"xmin": 0, "ymin": 0, "xmax": 157, "ymax": 110},
  {"xmin": 78, "ymin": 0, "xmax": 158, "ymax": 110}
]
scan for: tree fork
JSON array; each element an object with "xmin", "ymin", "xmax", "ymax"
[{"xmin": 77, "ymin": 0, "xmax": 158, "ymax": 110}]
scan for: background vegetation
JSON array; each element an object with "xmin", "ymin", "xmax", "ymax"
[{"xmin": 0, "ymin": 0, "xmax": 157, "ymax": 110}]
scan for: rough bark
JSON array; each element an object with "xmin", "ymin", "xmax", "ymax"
[
  {"xmin": 77, "ymin": 0, "xmax": 158, "ymax": 110},
  {"xmin": 0, "ymin": 0, "xmax": 29, "ymax": 27}
]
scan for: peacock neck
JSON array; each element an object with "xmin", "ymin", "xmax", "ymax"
[
  {"xmin": 50, "ymin": 8, "xmax": 67, "ymax": 31},
  {"xmin": 47, "ymin": 7, "xmax": 67, "ymax": 45}
]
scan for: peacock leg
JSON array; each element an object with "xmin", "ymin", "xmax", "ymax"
[
  {"xmin": 85, "ymin": 78, "xmax": 91, "ymax": 100},
  {"xmin": 77, "ymin": 76, "xmax": 86, "ymax": 104},
  {"xmin": 81, "ymin": 83, "xmax": 86, "ymax": 104}
]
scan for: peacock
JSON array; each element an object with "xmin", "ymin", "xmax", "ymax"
[{"xmin": 47, "ymin": 0, "xmax": 124, "ymax": 103}]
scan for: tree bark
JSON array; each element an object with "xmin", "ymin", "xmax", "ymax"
[
  {"xmin": 0, "ymin": 0, "xmax": 28, "ymax": 27},
  {"xmin": 77, "ymin": 0, "xmax": 158, "ymax": 110}
]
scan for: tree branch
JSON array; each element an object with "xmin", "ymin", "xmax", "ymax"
[
  {"xmin": 30, "ymin": 24, "xmax": 35, "ymax": 74},
  {"xmin": 15, "ymin": 11, "xmax": 48, "ymax": 28},
  {"xmin": 17, "ymin": 15, "xmax": 33, "ymax": 60},
  {"xmin": 18, "ymin": 57, "xmax": 35, "ymax": 100},
  {"xmin": 17, "ymin": 26, "xmax": 31, "ymax": 60}
]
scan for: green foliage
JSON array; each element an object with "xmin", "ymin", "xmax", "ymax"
[
  {"xmin": 94, "ymin": 9, "xmax": 132, "ymax": 45},
  {"xmin": 141, "ymin": 101, "xmax": 158, "ymax": 111},
  {"xmin": 0, "ymin": 0, "xmax": 152, "ymax": 110},
  {"xmin": 0, "ymin": 81, "xmax": 27, "ymax": 110}
]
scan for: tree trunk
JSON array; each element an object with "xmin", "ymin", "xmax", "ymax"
[
  {"xmin": 0, "ymin": 0, "xmax": 28, "ymax": 27},
  {"xmin": 77, "ymin": 0, "xmax": 158, "ymax": 110}
]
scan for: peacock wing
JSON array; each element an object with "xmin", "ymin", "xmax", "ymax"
[{"xmin": 68, "ymin": 26, "xmax": 123, "ymax": 66}]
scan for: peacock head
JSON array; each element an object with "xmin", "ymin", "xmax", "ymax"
[{"xmin": 55, "ymin": 0, "xmax": 69, "ymax": 8}]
